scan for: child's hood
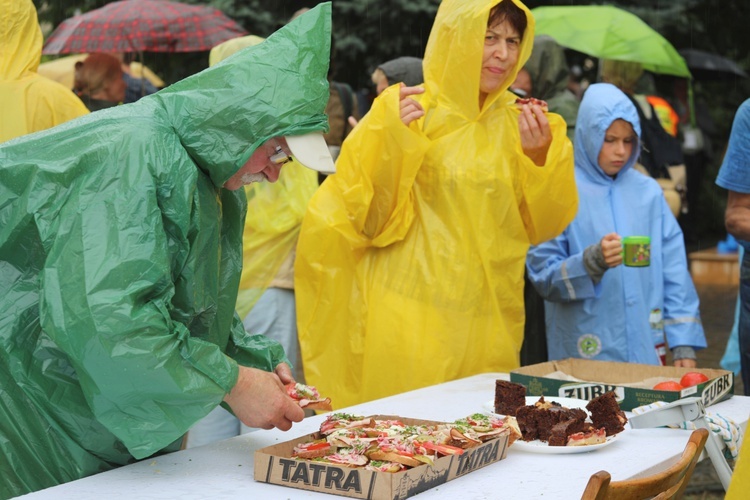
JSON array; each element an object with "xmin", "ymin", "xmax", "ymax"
[{"xmin": 574, "ymin": 83, "xmax": 642, "ymax": 184}]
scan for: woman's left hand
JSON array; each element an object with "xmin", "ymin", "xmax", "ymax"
[{"xmin": 518, "ymin": 104, "xmax": 552, "ymax": 166}]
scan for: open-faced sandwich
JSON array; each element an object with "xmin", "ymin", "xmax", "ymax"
[
  {"xmin": 515, "ymin": 96, "xmax": 549, "ymax": 112},
  {"xmin": 290, "ymin": 412, "xmax": 519, "ymax": 472},
  {"xmin": 285, "ymin": 382, "xmax": 333, "ymax": 411}
]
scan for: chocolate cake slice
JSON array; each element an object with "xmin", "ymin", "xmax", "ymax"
[
  {"xmin": 494, "ymin": 380, "xmax": 526, "ymax": 416},
  {"xmin": 515, "ymin": 396, "xmax": 587, "ymax": 442},
  {"xmin": 548, "ymin": 418, "xmax": 586, "ymax": 446},
  {"xmin": 586, "ymin": 391, "xmax": 628, "ymax": 436},
  {"xmin": 515, "ymin": 404, "xmax": 539, "ymax": 441}
]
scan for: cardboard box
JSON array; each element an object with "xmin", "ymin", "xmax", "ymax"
[
  {"xmin": 510, "ymin": 358, "xmax": 734, "ymax": 411},
  {"xmin": 254, "ymin": 415, "xmax": 510, "ymax": 499}
]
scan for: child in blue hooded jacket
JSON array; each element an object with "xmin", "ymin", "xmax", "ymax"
[{"xmin": 526, "ymin": 83, "xmax": 706, "ymax": 366}]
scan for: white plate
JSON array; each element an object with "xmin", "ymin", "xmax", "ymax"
[{"xmin": 482, "ymin": 396, "xmax": 624, "ymax": 454}]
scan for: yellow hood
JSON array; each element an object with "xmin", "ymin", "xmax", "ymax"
[
  {"xmin": 0, "ymin": 0, "xmax": 42, "ymax": 80},
  {"xmin": 422, "ymin": 0, "xmax": 534, "ymax": 121}
]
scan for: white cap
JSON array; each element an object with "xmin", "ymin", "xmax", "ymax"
[{"xmin": 285, "ymin": 132, "xmax": 336, "ymax": 174}]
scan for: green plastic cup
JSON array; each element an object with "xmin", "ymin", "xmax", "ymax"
[{"xmin": 621, "ymin": 236, "xmax": 651, "ymax": 267}]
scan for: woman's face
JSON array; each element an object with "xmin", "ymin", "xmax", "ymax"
[
  {"xmin": 479, "ymin": 18, "xmax": 521, "ymax": 105},
  {"xmin": 223, "ymin": 137, "xmax": 290, "ymax": 190},
  {"xmin": 598, "ymin": 119, "xmax": 636, "ymax": 177}
]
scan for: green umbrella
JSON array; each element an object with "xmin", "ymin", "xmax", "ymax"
[{"xmin": 531, "ymin": 5, "xmax": 691, "ymax": 78}]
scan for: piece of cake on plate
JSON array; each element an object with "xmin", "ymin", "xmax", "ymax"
[
  {"xmin": 515, "ymin": 396, "xmax": 587, "ymax": 442},
  {"xmin": 586, "ymin": 391, "xmax": 628, "ymax": 436},
  {"xmin": 494, "ymin": 380, "xmax": 526, "ymax": 416}
]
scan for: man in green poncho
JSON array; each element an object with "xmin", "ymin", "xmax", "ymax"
[{"xmin": 0, "ymin": 4, "xmax": 334, "ymax": 497}]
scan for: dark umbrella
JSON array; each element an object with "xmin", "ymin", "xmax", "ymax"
[
  {"xmin": 42, "ymin": 0, "xmax": 247, "ymax": 55},
  {"xmin": 678, "ymin": 48, "xmax": 748, "ymax": 80}
]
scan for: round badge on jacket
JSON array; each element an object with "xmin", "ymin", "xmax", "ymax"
[{"xmin": 577, "ymin": 334, "xmax": 602, "ymax": 358}]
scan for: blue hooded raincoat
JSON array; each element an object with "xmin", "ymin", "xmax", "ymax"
[{"xmin": 526, "ymin": 83, "xmax": 705, "ymax": 364}]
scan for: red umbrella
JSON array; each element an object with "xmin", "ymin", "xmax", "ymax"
[{"xmin": 42, "ymin": 0, "xmax": 248, "ymax": 54}]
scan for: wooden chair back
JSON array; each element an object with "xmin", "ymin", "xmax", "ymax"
[{"xmin": 581, "ymin": 428, "xmax": 709, "ymax": 500}]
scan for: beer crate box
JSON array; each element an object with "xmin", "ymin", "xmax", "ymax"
[
  {"xmin": 510, "ymin": 358, "xmax": 733, "ymax": 411},
  {"xmin": 254, "ymin": 414, "xmax": 511, "ymax": 500}
]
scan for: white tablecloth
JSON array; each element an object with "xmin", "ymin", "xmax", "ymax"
[{"xmin": 18, "ymin": 373, "xmax": 750, "ymax": 499}]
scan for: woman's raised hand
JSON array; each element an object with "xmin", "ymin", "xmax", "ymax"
[
  {"xmin": 518, "ymin": 103, "xmax": 552, "ymax": 166},
  {"xmin": 399, "ymin": 84, "xmax": 425, "ymax": 126}
]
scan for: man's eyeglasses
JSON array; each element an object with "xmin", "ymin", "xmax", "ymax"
[{"xmin": 270, "ymin": 146, "xmax": 293, "ymax": 166}]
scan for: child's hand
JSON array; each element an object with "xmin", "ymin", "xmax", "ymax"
[
  {"xmin": 399, "ymin": 84, "xmax": 425, "ymax": 126},
  {"xmin": 519, "ymin": 104, "xmax": 552, "ymax": 166},
  {"xmin": 601, "ymin": 233, "xmax": 623, "ymax": 268},
  {"xmin": 674, "ymin": 359, "xmax": 697, "ymax": 368}
]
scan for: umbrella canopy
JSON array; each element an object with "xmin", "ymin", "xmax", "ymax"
[
  {"xmin": 678, "ymin": 48, "xmax": 748, "ymax": 80},
  {"xmin": 38, "ymin": 54, "xmax": 165, "ymax": 88},
  {"xmin": 531, "ymin": 5, "xmax": 690, "ymax": 78},
  {"xmin": 42, "ymin": 0, "xmax": 247, "ymax": 54}
]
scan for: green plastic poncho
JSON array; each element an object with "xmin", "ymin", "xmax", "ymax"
[
  {"xmin": 207, "ymin": 36, "xmax": 320, "ymax": 322},
  {"xmin": 0, "ymin": 4, "xmax": 331, "ymax": 497},
  {"xmin": 296, "ymin": 0, "xmax": 578, "ymax": 409},
  {"xmin": 0, "ymin": 0, "xmax": 89, "ymax": 143}
]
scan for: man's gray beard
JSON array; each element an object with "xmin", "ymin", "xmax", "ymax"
[{"xmin": 240, "ymin": 173, "xmax": 266, "ymax": 185}]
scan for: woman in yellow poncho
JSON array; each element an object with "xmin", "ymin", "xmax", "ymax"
[{"xmin": 295, "ymin": 0, "xmax": 578, "ymax": 408}]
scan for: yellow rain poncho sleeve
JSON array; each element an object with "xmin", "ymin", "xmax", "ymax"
[
  {"xmin": 296, "ymin": 0, "xmax": 578, "ymax": 409},
  {"xmin": 0, "ymin": 0, "xmax": 89, "ymax": 143},
  {"xmin": 727, "ymin": 432, "xmax": 750, "ymax": 499},
  {"xmin": 0, "ymin": 4, "xmax": 332, "ymax": 497}
]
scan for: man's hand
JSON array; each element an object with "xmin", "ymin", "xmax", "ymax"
[
  {"xmin": 274, "ymin": 362, "xmax": 295, "ymax": 386},
  {"xmin": 519, "ymin": 104, "xmax": 552, "ymax": 166},
  {"xmin": 223, "ymin": 365, "xmax": 304, "ymax": 431},
  {"xmin": 725, "ymin": 190, "xmax": 750, "ymax": 241},
  {"xmin": 399, "ymin": 84, "xmax": 425, "ymax": 126},
  {"xmin": 601, "ymin": 233, "xmax": 623, "ymax": 268}
]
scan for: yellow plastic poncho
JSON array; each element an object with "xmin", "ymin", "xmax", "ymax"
[
  {"xmin": 0, "ymin": 0, "xmax": 89, "ymax": 143},
  {"xmin": 727, "ymin": 431, "xmax": 750, "ymax": 499},
  {"xmin": 296, "ymin": 0, "xmax": 578, "ymax": 408}
]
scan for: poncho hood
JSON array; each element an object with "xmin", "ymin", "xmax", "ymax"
[
  {"xmin": 575, "ymin": 83, "xmax": 642, "ymax": 185},
  {"xmin": 151, "ymin": 3, "xmax": 331, "ymax": 187},
  {"xmin": 1, "ymin": 0, "xmax": 42, "ymax": 80},
  {"xmin": 423, "ymin": 0, "xmax": 535, "ymax": 119}
]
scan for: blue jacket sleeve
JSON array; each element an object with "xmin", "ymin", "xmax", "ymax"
[
  {"xmin": 526, "ymin": 231, "xmax": 600, "ymax": 303},
  {"xmin": 660, "ymin": 197, "xmax": 707, "ymax": 350}
]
